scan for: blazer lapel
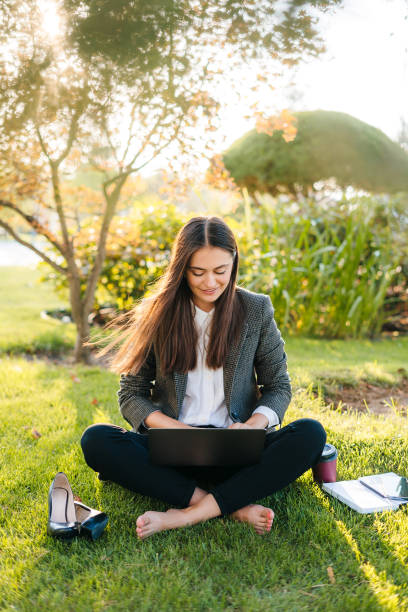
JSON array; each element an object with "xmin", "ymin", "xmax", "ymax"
[
  {"xmin": 223, "ymin": 322, "xmax": 248, "ymax": 410},
  {"xmin": 173, "ymin": 371, "xmax": 188, "ymax": 416}
]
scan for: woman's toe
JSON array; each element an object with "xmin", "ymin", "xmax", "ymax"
[{"xmin": 137, "ymin": 514, "xmax": 150, "ymax": 528}]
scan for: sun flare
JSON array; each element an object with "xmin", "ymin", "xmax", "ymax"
[{"xmin": 37, "ymin": 0, "xmax": 62, "ymax": 39}]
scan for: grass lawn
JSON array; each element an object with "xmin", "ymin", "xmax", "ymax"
[
  {"xmin": 0, "ymin": 267, "xmax": 407, "ymax": 611},
  {"xmin": 0, "ymin": 267, "xmax": 75, "ymax": 355}
]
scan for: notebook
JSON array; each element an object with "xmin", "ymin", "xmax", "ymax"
[
  {"xmin": 148, "ymin": 427, "xmax": 266, "ymax": 466},
  {"xmin": 323, "ymin": 472, "xmax": 408, "ymax": 514}
]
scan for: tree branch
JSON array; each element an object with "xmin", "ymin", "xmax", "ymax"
[
  {"xmin": 123, "ymin": 101, "xmax": 171, "ymax": 170},
  {"xmin": 0, "ymin": 199, "xmax": 66, "ymax": 257},
  {"xmin": 121, "ymin": 101, "xmax": 138, "ymax": 163},
  {"xmin": 35, "ymin": 125, "xmax": 52, "ymax": 163},
  {"xmin": 50, "ymin": 161, "xmax": 72, "ymax": 258},
  {"xmin": 130, "ymin": 114, "xmax": 186, "ymax": 174},
  {"xmin": 0, "ymin": 219, "xmax": 67, "ymax": 274},
  {"xmin": 102, "ymin": 119, "xmax": 121, "ymax": 168},
  {"xmin": 56, "ymin": 102, "xmax": 85, "ymax": 166},
  {"xmin": 35, "ymin": 113, "xmax": 79, "ymax": 261},
  {"xmin": 83, "ymin": 173, "xmax": 127, "ymax": 314}
]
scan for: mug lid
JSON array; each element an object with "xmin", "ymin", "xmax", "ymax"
[{"xmin": 320, "ymin": 443, "xmax": 338, "ymax": 461}]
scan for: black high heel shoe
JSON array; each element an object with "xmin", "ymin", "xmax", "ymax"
[
  {"xmin": 74, "ymin": 501, "xmax": 108, "ymax": 541},
  {"xmin": 47, "ymin": 472, "xmax": 80, "ymax": 539}
]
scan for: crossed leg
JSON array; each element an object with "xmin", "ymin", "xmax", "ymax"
[
  {"xmin": 135, "ymin": 487, "xmax": 274, "ymax": 539},
  {"xmin": 81, "ymin": 419, "xmax": 325, "ymax": 540},
  {"xmin": 135, "ymin": 418, "xmax": 326, "ymax": 539}
]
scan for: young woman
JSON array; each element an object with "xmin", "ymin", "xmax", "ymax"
[{"xmin": 81, "ymin": 216, "xmax": 326, "ymax": 539}]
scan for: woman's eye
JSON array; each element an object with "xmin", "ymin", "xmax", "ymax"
[{"xmin": 191, "ymin": 270, "xmax": 226, "ymax": 277}]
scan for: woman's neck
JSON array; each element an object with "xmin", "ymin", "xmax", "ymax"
[{"xmin": 192, "ymin": 298, "xmax": 215, "ymax": 313}]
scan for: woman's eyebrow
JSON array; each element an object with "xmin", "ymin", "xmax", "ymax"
[{"xmin": 188, "ymin": 264, "xmax": 230, "ymax": 271}]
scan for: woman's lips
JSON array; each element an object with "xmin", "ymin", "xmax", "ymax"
[{"xmin": 201, "ymin": 288, "xmax": 217, "ymax": 294}]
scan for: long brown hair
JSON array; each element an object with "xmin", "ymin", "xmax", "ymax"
[{"xmin": 106, "ymin": 216, "xmax": 246, "ymax": 375}]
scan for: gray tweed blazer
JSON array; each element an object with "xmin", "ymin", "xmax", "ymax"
[{"xmin": 118, "ymin": 287, "xmax": 292, "ymax": 433}]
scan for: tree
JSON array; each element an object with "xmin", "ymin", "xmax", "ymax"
[
  {"xmin": 0, "ymin": 0, "xmax": 341, "ymax": 362},
  {"xmin": 222, "ymin": 110, "xmax": 408, "ymax": 197}
]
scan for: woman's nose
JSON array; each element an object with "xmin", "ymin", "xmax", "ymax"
[{"xmin": 203, "ymin": 274, "xmax": 218, "ymax": 288}]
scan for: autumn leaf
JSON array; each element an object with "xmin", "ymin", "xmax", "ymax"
[
  {"xmin": 31, "ymin": 428, "xmax": 42, "ymax": 439},
  {"xmin": 70, "ymin": 374, "xmax": 80, "ymax": 383},
  {"xmin": 327, "ymin": 566, "xmax": 336, "ymax": 584},
  {"xmin": 255, "ymin": 109, "xmax": 298, "ymax": 141},
  {"xmin": 91, "ymin": 398, "xmax": 98, "ymax": 405},
  {"xmin": 206, "ymin": 154, "xmax": 238, "ymax": 192}
]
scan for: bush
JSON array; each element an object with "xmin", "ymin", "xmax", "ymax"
[
  {"xmin": 223, "ymin": 110, "xmax": 408, "ymax": 195},
  {"xmin": 231, "ymin": 194, "xmax": 405, "ymax": 338}
]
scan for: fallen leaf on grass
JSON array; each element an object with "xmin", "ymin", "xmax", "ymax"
[
  {"xmin": 70, "ymin": 375, "xmax": 81, "ymax": 383},
  {"xmin": 299, "ymin": 590, "xmax": 317, "ymax": 599},
  {"xmin": 327, "ymin": 566, "xmax": 336, "ymax": 584},
  {"xmin": 31, "ymin": 428, "xmax": 42, "ymax": 439},
  {"xmin": 73, "ymin": 495, "xmax": 82, "ymax": 502},
  {"xmin": 91, "ymin": 398, "xmax": 98, "ymax": 405}
]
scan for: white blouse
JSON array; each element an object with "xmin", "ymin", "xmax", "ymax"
[{"xmin": 178, "ymin": 305, "xmax": 279, "ymax": 428}]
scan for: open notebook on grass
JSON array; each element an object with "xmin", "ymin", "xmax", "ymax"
[{"xmin": 323, "ymin": 472, "xmax": 408, "ymax": 514}]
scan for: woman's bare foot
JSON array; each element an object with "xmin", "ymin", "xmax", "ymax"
[
  {"xmin": 231, "ymin": 504, "xmax": 274, "ymax": 535},
  {"xmin": 136, "ymin": 509, "xmax": 181, "ymax": 539},
  {"xmin": 136, "ymin": 494, "xmax": 221, "ymax": 539}
]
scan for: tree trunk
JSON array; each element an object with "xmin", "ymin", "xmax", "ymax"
[
  {"xmin": 67, "ymin": 272, "xmax": 93, "ymax": 363},
  {"xmin": 67, "ymin": 177, "xmax": 126, "ymax": 363},
  {"xmin": 73, "ymin": 314, "xmax": 92, "ymax": 364}
]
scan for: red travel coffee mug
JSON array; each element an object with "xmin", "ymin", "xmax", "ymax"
[{"xmin": 312, "ymin": 443, "xmax": 338, "ymax": 483}]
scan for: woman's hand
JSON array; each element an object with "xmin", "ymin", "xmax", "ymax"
[
  {"xmin": 144, "ymin": 411, "xmax": 194, "ymax": 429},
  {"xmin": 229, "ymin": 413, "xmax": 268, "ymax": 430}
]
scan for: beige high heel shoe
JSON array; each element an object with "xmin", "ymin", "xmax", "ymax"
[{"xmin": 47, "ymin": 472, "xmax": 80, "ymax": 539}]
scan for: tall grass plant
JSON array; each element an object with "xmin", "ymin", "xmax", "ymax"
[{"xmin": 233, "ymin": 194, "xmax": 402, "ymax": 338}]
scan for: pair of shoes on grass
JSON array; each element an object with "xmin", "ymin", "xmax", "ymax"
[{"xmin": 47, "ymin": 472, "xmax": 108, "ymax": 540}]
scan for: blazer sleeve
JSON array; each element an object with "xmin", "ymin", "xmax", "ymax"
[
  {"xmin": 253, "ymin": 295, "xmax": 292, "ymax": 424},
  {"xmin": 117, "ymin": 346, "xmax": 159, "ymax": 431}
]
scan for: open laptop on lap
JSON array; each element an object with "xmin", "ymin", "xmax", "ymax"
[{"xmin": 149, "ymin": 428, "xmax": 266, "ymax": 467}]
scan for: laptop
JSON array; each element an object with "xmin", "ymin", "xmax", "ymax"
[{"xmin": 148, "ymin": 428, "xmax": 266, "ymax": 467}]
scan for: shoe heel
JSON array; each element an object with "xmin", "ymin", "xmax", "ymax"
[{"xmin": 81, "ymin": 514, "xmax": 109, "ymax": 541}]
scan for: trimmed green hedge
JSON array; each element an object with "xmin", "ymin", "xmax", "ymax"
[{"xmin": 223, "ymin": 110, "xmax": 408, "ymax": 194}]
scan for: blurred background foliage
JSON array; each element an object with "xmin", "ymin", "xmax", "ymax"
[
  {"xmin": 231, "ymin": 192, "xmax": 407, "ymax": 338},
  {"xmin": 40, "ymin": 190, "xmax": 408, "ymax": 339},
  {"xmin": 41, "ymin": 199, "xmax": 185, "ymax": 311},
  {"xmin": 222, "ymin": 110, "xmax": 408, "ymax": 197}
]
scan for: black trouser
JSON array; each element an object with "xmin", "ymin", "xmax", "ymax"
[{"xmin": 80, "ymin": 418, "xmax": 326, "ymax": 516}]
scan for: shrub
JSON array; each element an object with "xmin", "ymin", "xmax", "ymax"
[
  {"xmin": 232, "ymin": 194, "xmax": 404, "ymax": 338},
  {"xmin": 223, "ymin": 110, "xmax": 408, "ymax": 195}
]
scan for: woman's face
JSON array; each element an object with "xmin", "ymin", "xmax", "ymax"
[{"xmin": 186, "ymin": 246, "xmax": 234, "ymax": 312}]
